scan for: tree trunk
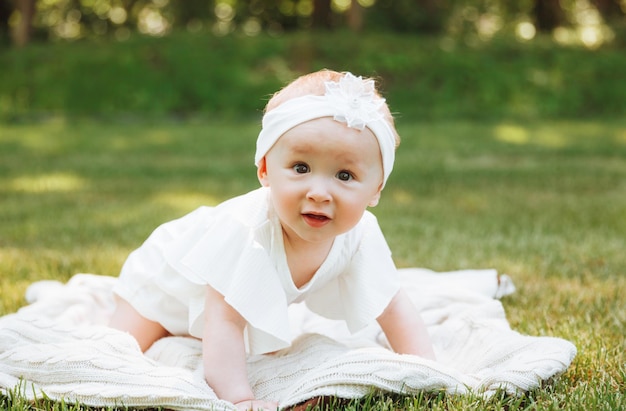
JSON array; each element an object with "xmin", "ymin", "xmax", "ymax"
[
  {"xmin": 532, "ymin": 0, "xmax": 564, "ymax": 32},
  {"xmin": 347, "ymin": 0, "xmax": 363, "ymax": 32},
  {"xmin": 11, "ymin": 0, "xmax": 35, "ymax": 47},
  {"xmin": 312, "ymin": 0, "xmax": 332, "ymax": 29},
  {"xmin": 416, "ymin": 0, "xmax": 447, "ymax": 33},
  {"xmin": 590, "ymin": 0, "xmax": 625, "ymax": 22},
  {"xmin": 0, "ymin": 0, "xmax": 12, "ymax": 44}
]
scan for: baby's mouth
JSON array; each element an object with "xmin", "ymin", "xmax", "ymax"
[
  {"xmin": 304, "ymin": 213, "xmax": 329, "ymax": 221},
  {"xmin": 302, "ymin": 213, "xmax": 331, "ymax": 227}
]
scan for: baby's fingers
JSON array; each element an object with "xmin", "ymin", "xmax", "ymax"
[{"xmin": 235, "ymin": 399, "xmax": 279, "ymax": 411}]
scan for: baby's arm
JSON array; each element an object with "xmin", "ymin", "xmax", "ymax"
[
  {"xmin": 203, "ymin": 286, "xmax": 278, "ymax": 410},
  {"xmin": 376, "ymin": 288, "xmax": 436, "ymax": 360}
]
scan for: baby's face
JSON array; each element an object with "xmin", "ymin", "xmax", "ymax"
[{"xmin": 259, "ymin": 117, "xmax": 383, "ymax": 247}]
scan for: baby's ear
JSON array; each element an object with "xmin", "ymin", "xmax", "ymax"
[
  {"xmin": 257, "ymin": 157, "xmax": 270, "ymax": 187},
  {"xmin": 368, "ymin": 184, "xmax": 383, "ymax": 207}
]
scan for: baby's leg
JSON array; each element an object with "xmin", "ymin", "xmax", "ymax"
[{"xmin": 109, "ymin": 296, "xmax": 170, "ymax": 352}]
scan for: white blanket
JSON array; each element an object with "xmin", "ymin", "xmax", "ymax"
[{"xmin": 0, "ymin": 269, "xmax": 576, "ymax": 410}]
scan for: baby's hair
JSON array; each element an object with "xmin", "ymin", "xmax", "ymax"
[{"xmin": 265, "ymin": 69, "xmax": 400, "ymax": 148}]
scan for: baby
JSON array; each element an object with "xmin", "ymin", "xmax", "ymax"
[{"xmin": 109, "ymin": 69, "xmax": 435, "ymax": 410}]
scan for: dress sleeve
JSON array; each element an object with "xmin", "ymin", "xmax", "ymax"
[
  {"xmin": 303, "ymin": 212, "xmax": 401, "ymax": 333},
  {"xmin": 116, "ymin": 190, "xmax": 294, "ymax": 355},
  {"xmin": 161, "ymin": 210, "xmax": 293, "ymax": 354}
]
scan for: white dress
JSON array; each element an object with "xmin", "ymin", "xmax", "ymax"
[{"xmin": 113, "ymin": 187, "xmax": 401, "ymax": 355}]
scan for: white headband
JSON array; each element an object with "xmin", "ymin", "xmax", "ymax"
[{"xmin": 255, "ymin": 72, "xmax": 396, "ymax": 186}]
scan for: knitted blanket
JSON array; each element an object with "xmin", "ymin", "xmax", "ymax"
[{"xmin": 0, "ymin": 269, "xmax": 576, "ymax": 410}]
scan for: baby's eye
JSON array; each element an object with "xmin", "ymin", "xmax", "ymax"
[
  {"xmin": 337, "ymin": 171, "xmax": 353, "ymax": 181},
  {"xmin": 293, "ymin": 163, "xmax": 309, "ymax": 174}
]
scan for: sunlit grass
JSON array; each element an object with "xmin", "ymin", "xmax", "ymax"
[{"xmin": 0, "ymin": 118, "xmax": 625, "ymax": 410}]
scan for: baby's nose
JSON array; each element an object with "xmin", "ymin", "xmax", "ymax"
[{"xmin": 306, "ymin": 178, "xmax": 332, "ymax": 202}]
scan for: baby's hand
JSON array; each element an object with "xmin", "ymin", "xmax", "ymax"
[{"xmin": 235, "ymin": 399, "xmax": 279, "ymax": 411}]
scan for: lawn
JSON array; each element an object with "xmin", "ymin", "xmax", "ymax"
[{"xmin": 0, "ymin": 117, "xmax": 625, "ymax": 410}]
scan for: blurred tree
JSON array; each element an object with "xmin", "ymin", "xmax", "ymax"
[
  {"xmin": 169, "ymin": 0, "xmax": 215, "ymax": 28},
  {"xmin": 5, "ymin": 0, "xmax": 625, "ymax": 46},
  {"xmin": 532, "ymin": 0, "xmax": 564, "ymax": 32},
  {"xmin": 415, "ymin": 0, "xmax": 449, "ymax": 33},
  {"xmin": 0, "ymin": 0, "xmax": 12, "ymax": 44},
  {"xmin": 11, "ymin": 0, "xmax": 35, "ymax": 46},
  {"xmin": 312, "ymin": 0, "xmax": 332, "ymax": 29},
  {"xmin": 590, "ymin": 0, "xmax": 625, "ymax": 23},
  {"xmin": 371, "ymin": 0, "xmax": 449, "ymax": 34},
  {"xmin": 347, "ymin": 0, "xmax": 364, "ymax": 31}
]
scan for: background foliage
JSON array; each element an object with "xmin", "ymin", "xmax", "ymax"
[
  {"xmin": 2, "ymin": 0, "xmax": 625, "ymax": 120},
  {"xmin": 2, "ymin": 0, "xmax": 626, "ymax": 45},
  {"xmin": 1, "ymin": 30, "xmax": 626, "ymax": 121}
]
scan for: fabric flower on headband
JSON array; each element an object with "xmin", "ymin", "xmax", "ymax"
[{"xmin": 324, "ymin": 72, "xmax": 386, "ymax": 130}]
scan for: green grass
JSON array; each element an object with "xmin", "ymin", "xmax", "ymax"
[
  {"xmin": 1, "ymin": 31, "xmax": 626, "ymax": 121},
  {"xmin": 1, "ymin": 117, "xmax": 625, "ymax": 410}
]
